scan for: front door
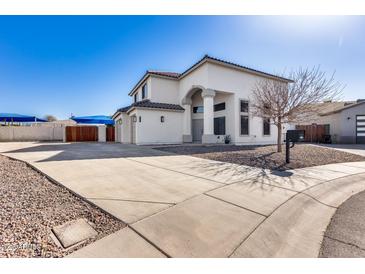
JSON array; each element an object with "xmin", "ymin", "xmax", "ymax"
[{"xmin": 192, "ymin": 119, "xmax": 203, "ymax": 143}]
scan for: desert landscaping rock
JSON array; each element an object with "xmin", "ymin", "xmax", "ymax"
[
  {"xmin": 0, "ymin": 155, "xmax": 125, "ymax": 258},
  {"xmin": 154, "ymin": 144, "xmax": 365, "ymax": 170},
  {"xmin": 52, "ymin": 218, "xmax": 98, "ymax": 249}
]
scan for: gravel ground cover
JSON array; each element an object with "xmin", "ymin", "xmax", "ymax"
[
  {"xmin": 0, "ymin": 155, "xmax": 125, "ymax": 258},
  {"xmin": 154, "ymin": 144, "xmax": 365, "ymax": 170}
]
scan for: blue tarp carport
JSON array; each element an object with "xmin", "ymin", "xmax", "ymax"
[
  {"xmin": 0, "ymin": 113, "xmax": 47, "ymax": 123},
  {"xmin": 71, "ymin": 115, "xmax": 115, "ymax": 125}
]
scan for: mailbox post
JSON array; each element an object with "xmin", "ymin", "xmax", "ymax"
[{"xmin": 285, "ymin": 130, "xmax": 305, "ymax": 163}]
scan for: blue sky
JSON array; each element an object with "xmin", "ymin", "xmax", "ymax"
[{"xmin": 0, "ymin": 16, "xmax": 364, "ymax": 119}]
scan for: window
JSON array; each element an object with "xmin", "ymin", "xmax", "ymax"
[
  {"xmin": 214, "ymin": 117, "xmax": 226, "ymax": 135},
  {"xmin": 324, "ymin": 124, "xmax": 330, "ymax": 135},
  {"xmin": 139, "ymin": 116, "xmax": 141, "ymax": 123},
  {"xmin": 134, "ymin": 93, "xmax": 138, "ymax": 103},
  {"xmin": 142, "ymin": 84, "xmax": 147, "ymax": 99},
  {"xmin": 193, "ymin": 106, "xmax": 204, "ymax": 113},
  {"xmin": 263, "ymin": 118, "xmax": 270, "ymax": 136},
  {"xmin": 214, "ymin": 102, "xmax": 226, "ymax": 112},
  {"xmin": 240, "ymin": 100, "xmax": 249, "ymax": 135},
  {"xmin": 240, "ymin": 115, "xmax": 249, "ymax": 135},
  {"xmin": 240, "ymin": 100, "xmax": 249, "ymax": 113}
]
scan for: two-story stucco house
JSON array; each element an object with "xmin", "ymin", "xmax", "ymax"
[{"xmin": 112, "ymin": 55, "xmax": 292, "ymax": 145}]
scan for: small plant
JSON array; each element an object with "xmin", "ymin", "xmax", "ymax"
[{"xmin": 224, "ymin": 135, "xmax": 231, "ymax": 144}]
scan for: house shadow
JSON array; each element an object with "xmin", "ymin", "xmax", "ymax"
[
  {"xmin": 4, "ymin": 142, "xmax": 309, "ymax": 192},
  {"xmin": 4, "ymin": 142, "xmax": 173, "ymax": 162}
]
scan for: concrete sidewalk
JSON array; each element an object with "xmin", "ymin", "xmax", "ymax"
[
  {"xmin": 1, "ymin": 142, "xmax": 365, "ymax": 258},
  {"xmin": 314, "ymin": 144, "xmax": 365, "ymax": 157}
]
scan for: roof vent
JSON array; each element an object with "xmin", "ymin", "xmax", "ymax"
[{"xmin": 323, "ymin": 99, "xmax": 332, "ymax": 103}]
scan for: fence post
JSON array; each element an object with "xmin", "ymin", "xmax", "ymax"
[{"xmin": 98, "ymin": 125, "xmax": 106, "ymax": 142}]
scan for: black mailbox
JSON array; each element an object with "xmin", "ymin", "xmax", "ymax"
[
  {"xmin": 286, "ymin": 130, "xmax": 305, "ymax": 142},
  {"xmin": 285, "ymin": 130, "xmax": 305, "ymax": 164}
]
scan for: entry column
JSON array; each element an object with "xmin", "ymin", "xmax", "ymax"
[
  {"xmin": 202, "ymin": 89, "xmax": 216, "ymax": 144},
  {"xmin": 182, "ymin": 98, "xmax": 192, "ymax": 143}
]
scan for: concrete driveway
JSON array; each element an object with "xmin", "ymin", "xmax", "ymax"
[{"xmin": 1, "ymin": 142, "xmax": 365, "ymax": 258}]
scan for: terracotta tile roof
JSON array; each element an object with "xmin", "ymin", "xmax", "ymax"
[
  {"xmin": 180, "ymin": 55, "xmax": 293, "ymax": 82},
  {"xmin": 115, "ymin": 100, "xmax": 184, "ymax": 116},
  {"xmin": 128, "ymin": 55, "xmax": 292, "ymax": 96},
  {"xmin": 131, "ymin": 100, "xmax": 184, "ymax": 111},
  {"xmin": 116, "ymin": 106, "xmax": 132, "ymax": 113},
  {"xmin": 147, "ymin": 71, "xmax": 181, "ymax": 78}
]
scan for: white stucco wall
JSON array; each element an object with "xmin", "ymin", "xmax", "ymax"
[
  {"xmin": 150, "ymin": 77, "xmax": 179, "ymax": 104},
  {"xmin": 97, "ymin": 125, "xmax": 106, "ymax": 142},
  {"xmin": 114, "ymin": 112, "xmax": 132, "ymax": 144},
  {"xmin": 0, "ymin": 126, "xmax": 64, "ymax": 141},
  {"xmin": 178, "ymin": 64, "xmax": 209, "ymax": 103},
  {"xmin": 206, "ymin": 62, "xmax": 280, "ymax": 145},
  {"xmin": 118, "ymin": 60, "xmax": 291, "ymax": 145},
  {"xmin": 337, "ymin": 104, "xmax": 365, "ymax": 143},
  {"xmin": 134, "ymin": 109, "xmax": 183, "ymax": 145},
  {"xmin": 133, "ymin": 77, "xmax": 152, "ymax": 102}
]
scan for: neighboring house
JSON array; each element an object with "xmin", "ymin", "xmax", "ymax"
[
  {"xmin": 296, "ymin": 99, "xmax": 365, "ymax": 144},
  {"xmin": 112, "ymin": 55, "xmax": 292, "ymax": 145}
]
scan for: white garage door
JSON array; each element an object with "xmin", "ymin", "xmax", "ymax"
[{"xmin": 356, "ymin": 115, "xmax": 365, "ymax": 144}]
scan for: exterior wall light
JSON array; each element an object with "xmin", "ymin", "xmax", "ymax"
[
  {"xmin": 132, "ymin": 116, "xmax": 137, "ymax": 122},
  {"xmin": 161, "ymin": 116, "xmax": 165, "ymax": 123}
]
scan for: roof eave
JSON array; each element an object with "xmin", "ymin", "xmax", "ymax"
[
  {"xmin": 177, "ymin": 55, "xmax": 293, "ymax": 83},
  {"xmin": 126, "ymin": 106, "xmax": 184, "ymax": 114},
  {"xmin": 128, "ymin": 72, "xmax": 179, "ymax": 97}
]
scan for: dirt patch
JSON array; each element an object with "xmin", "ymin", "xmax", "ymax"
[
  {"xmin": 154, "ymin": 144, "xmax": 365, "ymax": 170},
  {"xmin": 0, "ymin": 155, "xmax": 125, "ymax": 258}
]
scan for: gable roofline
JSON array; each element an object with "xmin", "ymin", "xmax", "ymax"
[
  {"xmin": 128, "ymin": 55, "xmax": 293, "ymax": 96},
  {"xmin": 321, "ymin": 100, "xmax": 365, "ymax": 116},
  {"xmin": 128, "ymin": 71, "xmax": 180, "ymax": 96},
  {"xmin": 179, "ymin": 55, "xmax": 293, "ymax": 82}
]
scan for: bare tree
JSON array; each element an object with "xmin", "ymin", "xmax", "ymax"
[
  {"xmin": 251, "ymin": 67, "xmax": 343, "ymax": 152},
  {"xmin": 44, "ymin": 115, "xmax": 57, "ymax": 122}
]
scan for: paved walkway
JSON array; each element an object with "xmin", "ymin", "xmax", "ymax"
[
  {"xmin": 1, "ymin": 142, "xmax": 365, "ymax": 257},
  {"xmin": 315, "ymin": 144, "xmax": 365, "ymax": 157},
  {"xmin": 320, "ymin": 189, "xmax": 365, "ymax": 257}
]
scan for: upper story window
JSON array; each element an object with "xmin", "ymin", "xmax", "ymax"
[
  {"xmin": 214, "ymin": 102, "xmax": 225, "ymax": 112},
  {"xmin": 142, "ymin": 83, "xmax": 148, "ymax": 100},
  {"xmin": 240, "ymin": 100, "xmax": 249, "ymax": 135},
  {"xmin": 193, "ymin": 106, "xmax": 204, "ymax": 113},
  {"xmin": 240, "ymin": 100, "xmax": 249, "ymax": 113},
  {"xmin": 263, "ymin": 118, "xmax": 271, "ymax": 136},
  {"xmin": 134, "ymin": 93, "xmax": 138, "ymax": 103}
]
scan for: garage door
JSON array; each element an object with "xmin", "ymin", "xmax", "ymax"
[{"xmin": 356, "ymin": 115, "xmax": 365, "ymax": 144}]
